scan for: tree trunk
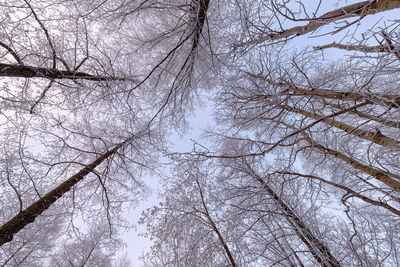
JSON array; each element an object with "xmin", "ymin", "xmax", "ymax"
[
  {"xmin": 195, "ymin": 178, "xmax": 236, "ymax": 267},
  {"xmin": 282, "ymin": 86, "xmax": 400, "ymax": 108},
  {"xmin": 246, "ymin": 168, "xmax": 341, "ymax": 267},
  {"xmin": 243, "ymin": 72, "xmax": 400, "ymax": 108},
  {"xmin": 0, "ymin": 138, "xmax": 130, "ymax": 246},
  {"xmin": 0, "ymin": 63, "xmax": 128, "ymax": 81},
  {"xmin": 282, "ymin": 104, "xmax": 400, "ymax": 148},
  {"xmin": 323, "ymin": 100, "xmax": 400, "ymax": 130},
  {"xmin": 236, "ymin": 0, "xmax": 400, "ymax": 47},
  {"xmin": 301, "ymin": 132, "xmax": 400, "ymax": 192}
]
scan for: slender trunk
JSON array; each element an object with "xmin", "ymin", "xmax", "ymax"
[
  {"xmin": 179, "ymin": 0, "xmax": 210, "ymax": 78},
  {"xmin": 274, "ymin": 235, "xmax": 297, "ymax": 267},
  {"xmin": 246, "ymin": 169, "xmax": 341, "ymax": 267},
  {"xmin": 324, "ymin": 100, "xmax": 400, "ymax": 130},
  {"xmin": 191, "ymin": 0, "xmax": 210, "ymax": 52},
  {"xmin": 0, "ymin": 138, "xmax": 130, "ymax": 246},
  {"xmin": 282, "ymin": 86, "xmax": 400, "ymax": 108},
  {"xmin": 282, "ymin": 104, "xmax": 400, "ymax": 148},
  {"xmin": 301, "ymin": 132, "xmax": 400, "ymax": 192},
  {"xmin": 242, "ymin": 71, "xmax": 400, "ymax": 108},
  {"xmin": 267, "ymin": 222, "xmax": 299, "ymax": 267},
  {"xmin": 235, "ymin": 0, "xmax": 400, "ymax": 47},
  {"xmin": 0, "ymin": 63, "xmax": 128, "ymax": 81},
  {"xmin": 195, "ymin": 179, "xmax": 236, "ymax": 267},
  {"xmin": 314, "ymin": 43, "xmax": 393, "ymax": 53}
]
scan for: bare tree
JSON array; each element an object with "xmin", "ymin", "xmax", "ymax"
[{"xmin": 140, "ymin": 161, "xmax": 239, "ymax": 266}]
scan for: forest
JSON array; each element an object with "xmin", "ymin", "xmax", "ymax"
[{"xmin": 1, "ymin": 0, "xmax": 400, "ymax": 266}]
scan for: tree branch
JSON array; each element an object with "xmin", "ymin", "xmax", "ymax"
[
  {"xmin": 235, "ymin": 0, "xmax": 400, "ymax": 48},
  {"xmin": 0, "ymin": 41, "xmax": 22, "ymax": 64}
]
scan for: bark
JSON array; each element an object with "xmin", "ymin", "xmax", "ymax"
[
  {"xmin": 281, "ymin": 104, "xmax": 400, "ymax": 148},
  {"xmin": 245, "ymin": 168, "xmax": 341, "ymax": 267},
  {"xmin": 0, "ymin": 63, "xmax": 128, "ymax": 81},
  {"xmin": 301, "ymin": 132, "xmax": 400, "ymax": 192},
  {"xmin": 191, "ymin": 0, "xmax": 210, "ymax": 53},
  {"xmin": 236, "ymin": 0, "xmax": 400, "ymax": 47},
  {"xmin": 314, "ymin": 39, "xmax": 400, "ymax": 60},
  {"xmin": 0, "ymin": 138, "xmax": 130, "ymax": 246},
  {"xmin": 180, "ymin": 0, "xmax": 210, "ymax": 79}
]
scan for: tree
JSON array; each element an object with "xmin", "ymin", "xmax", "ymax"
[
  {"xmin": 234, "ymin": 0, "xmax": 400, "ymax": 47},
  {"xmin": 0, "ymin": 136, "xmax": 130, "ymax": 246},
  {"xmin": 141, "ymin": 156, "xmax": 344, "ymax": 266},
  {"xmin": 142, "ymin": 0, "xmax": 400, "ymax": 266},
  {"xmin": 140, "ymin": 161, "xmax": 239, "ymax": 266}
]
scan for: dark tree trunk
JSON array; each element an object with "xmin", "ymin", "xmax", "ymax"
[
  {"xmin": 0, "ymin": 63, "xmax": 126, "ymax": 81},
  {"xmin": 0, "ymin": 138, "xmax": 130, "ymax": 246}
]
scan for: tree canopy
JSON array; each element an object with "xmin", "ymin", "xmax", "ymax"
[{"xmin": 1, "ymin": 0, "xmax": 400, "ymax": 266}]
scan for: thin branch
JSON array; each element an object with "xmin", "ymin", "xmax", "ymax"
[
  {"xmin": 30, "ymin": 80, "xmax": 54, "ymax": 114},
  {"xmin": 382, "ymin": 31, "xmax": 400, "ymax": 61},
  {"xmin": 0, "ymin": 41, "xmax": 22, "ymax": 64},
  {"xmin": 280, "ymin": 171, "xmax": 400, "ymax": 216},
  {"xmin": 23, "ymin": 0, "xmax": 57, "ymax": 68}
]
